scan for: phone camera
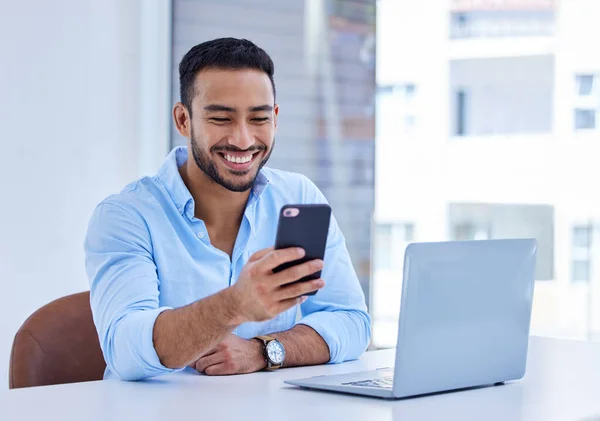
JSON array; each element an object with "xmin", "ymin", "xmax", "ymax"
[{"xmin": 283, "ymin": 207, "xmax": 300, "ymax": 217}]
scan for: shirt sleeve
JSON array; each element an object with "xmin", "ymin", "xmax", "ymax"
[
  {"xmin": 294, "ymin": 177, "xmax": 372, "ymax": 363},
  {"xmin": 84, "ymin": 201, "xmax": 183, "ymax": 380}
]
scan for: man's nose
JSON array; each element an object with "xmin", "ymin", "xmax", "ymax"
[{"xmin": 230, "ymin": 122, "xmax": 254, "ymax": 150}]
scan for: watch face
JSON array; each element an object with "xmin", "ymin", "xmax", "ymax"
[{"xmin": 266, "ymin": 340, "xmax": 285, "ymax": 365}]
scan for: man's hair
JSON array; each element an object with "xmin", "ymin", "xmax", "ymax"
[{"xmin": 178, "ymin": 37, "xmax": 276, "ymax": 115}]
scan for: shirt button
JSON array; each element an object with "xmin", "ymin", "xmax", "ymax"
[{"xmin": 197, "ymin": 232, "xmax": 205, "ymax": 239}]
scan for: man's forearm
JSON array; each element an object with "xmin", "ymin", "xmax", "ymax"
[
  {"xmin": 153, "ymin": 287, "xmax": 243, "ymax": 369},
  {"xmin": 269, "ymin": 324, "xmax": 330, "ymax": 367}
]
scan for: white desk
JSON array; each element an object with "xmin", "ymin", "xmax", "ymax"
[{"xmin": 2, "ymin": 337, "xmax": 600, "ymax": 421}]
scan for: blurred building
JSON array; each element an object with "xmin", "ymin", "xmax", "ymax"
[
  {"xmin": 170, "ymin": 0, "xmax": 376, "ymax": 303},
  {"xmin": 373, "ymin": 0, "xmax": 600, "ymax": 347}
]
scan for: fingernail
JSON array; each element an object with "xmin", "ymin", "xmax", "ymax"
[
  {"xmin": 298, "ymin": 248, "xmax": 306, "ymax": 257},
  {"xmin": 313, "ymin": 260, "xmax": 324, "ymax": 269}
]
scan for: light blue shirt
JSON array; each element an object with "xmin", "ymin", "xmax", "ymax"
[{"xmin": 84, "ymin": 146, "xmax": 371, "ymax": 381}]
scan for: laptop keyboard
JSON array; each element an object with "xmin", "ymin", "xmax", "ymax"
[{"xmin": 342, "ymin": 376, "xmax": 394, "ymax": 389}]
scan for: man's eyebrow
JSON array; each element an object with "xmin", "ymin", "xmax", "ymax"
[
  {"xmin": 248, "ymin": 105, "xmax": 273, "ymax": 113},
  {"xmin": 203, "ymin": 104, "xmax": 237, "ymax": 112}
]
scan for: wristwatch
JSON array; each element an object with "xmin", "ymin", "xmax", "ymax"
[{"xmin": 255, "ymin": 335, "xmax": 286, "ymax": 370}]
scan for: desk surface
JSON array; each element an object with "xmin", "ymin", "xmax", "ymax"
[{"xmin": 2, "ymin": 336, "xmax": 600, "ymax": 421}]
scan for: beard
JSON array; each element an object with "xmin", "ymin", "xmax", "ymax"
[{"xmin": 190, "ymin": 127, "xmax": 273, "ymax": 192}]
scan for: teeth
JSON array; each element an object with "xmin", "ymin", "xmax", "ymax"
[{"xmin": 225, "ymin": 154, "xmax": 252, "ymax": 164}]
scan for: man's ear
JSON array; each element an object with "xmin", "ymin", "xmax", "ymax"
[
  {"xmin": 273, "ymin": 104, "xmax": 279, "ymax": 131},
  {"xmin": 173, "ymin": 102, "xmax": 191, "ymax": 138}
]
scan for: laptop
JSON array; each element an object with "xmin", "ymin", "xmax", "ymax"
[{"xmin": 285, "ymin": 238, "xmax": 538, "ymax": 399}]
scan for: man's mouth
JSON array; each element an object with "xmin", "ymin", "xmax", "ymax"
[{"xmin": 217, "ymin": 150, "xmax": 262, "ymax": 170}]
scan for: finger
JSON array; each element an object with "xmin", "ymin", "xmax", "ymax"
[
  {"xmin": 256, "ymin": 247, "xmax": 306, "ymax": 273},
  {"xmin": 275, "ymin": 295, "xmax": 311, "ymax": 315},
  {"xmin": 278, "ymin": 278, "xmax": 325, "ymax": 301},
  {"xmin": 199, "ymin": 345, "xmax": 219, "ymax": 357},
  {"xmin": 192, "ymin": 347, "xmax": 218, "ymax": 367},
  {"xmin": 195, "ymin": 352, "xmax": 224, "ymax": 373},
  {"xmin": 248, "ymin": 247, "xmax": 273, "ymax": 263},
  {"xmin": 204, "ymin": 363, "xmax": 230, "ymax": 376},
  {"xmin": 271, "ymin": 259, "xmax": 324, "ymax": 286}
]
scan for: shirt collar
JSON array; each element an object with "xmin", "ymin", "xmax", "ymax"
[{"xmin": 156, "ymin": 146, "xmax": 270, "ymax": 217}]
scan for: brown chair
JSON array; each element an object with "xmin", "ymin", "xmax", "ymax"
[{"xmin": 9, "ymin": 291, "xmax": 106, "ymax": 389}]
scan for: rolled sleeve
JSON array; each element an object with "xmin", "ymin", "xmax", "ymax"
[
  {"xmin": 85, "ymin": 201, "xmax": 182, "ymax": 380},
  {"xmin": 295, "ymin": 177, "xmax": 372, "ymax": 363},
  {"xmin": 297, "ymin": 308, "xmax": 371, "ymax": 364},
  {"xmin": 109, "ymin": 307, "xmax": 175, "ymax": 380}
]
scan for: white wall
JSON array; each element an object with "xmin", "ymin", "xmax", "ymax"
[{"xmin": 0, "ymin": 0, "xmax": 169, "ymax": 389}]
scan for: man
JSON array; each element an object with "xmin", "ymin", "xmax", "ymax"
[{"xmin": 85, "ymin": 37, "xmax": 371, "ymax": 381}]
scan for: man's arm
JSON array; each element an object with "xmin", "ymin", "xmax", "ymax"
[
  {"xmin": 86, "ymin": 202, "xmax": 326, "ymax": 379},
  {"xmin": 86, "ymin": 202, "xmax": 179, "ymax": 381},
  {"xmin": 191, "ymin": 324, "xmax": 329, "ymax": 375},
  {"xmin": 269, "ymin": 324, "xmax": 329, "ymax": 367},
  {"xmin": 192, "ymin": 301, "xmax": 369, "ymax": 376},
  {"xmin": 153, "ymin": 288, "xmax": 241, "ymax": 369}
]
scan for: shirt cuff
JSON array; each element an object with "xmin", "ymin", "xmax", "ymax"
[
  {"xmin": 111, "ymin": 306, "xmax": 184, "ymax": 380},
  {"xmin": 295, "ymin": 311, "xmax": 347, "ymax": 364}
]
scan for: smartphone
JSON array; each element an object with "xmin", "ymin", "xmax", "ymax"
[{"xmin": 273, "ymin": 204, "xmax": 332, "ymax": 296}]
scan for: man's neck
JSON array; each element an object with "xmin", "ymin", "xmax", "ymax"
[{"xmin": 179, "ymin": 160, "xmax": 251, "ymax": 229}]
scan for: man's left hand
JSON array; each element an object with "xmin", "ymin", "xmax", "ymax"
[{"xmin": 191, "ymin": 334, "xmax": 267, "ymax": 375}]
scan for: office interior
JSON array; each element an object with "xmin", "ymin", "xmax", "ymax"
[{"xmin": 1, "ymin": 0, "xmax": 600, "ymax": 413}]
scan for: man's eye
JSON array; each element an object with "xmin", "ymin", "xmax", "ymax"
[
  {"xmin": 210, "ymin": 117, "xmax": 230, "ymax": 122},
  {"xmin": 252, "ymin": 117, "xmax": 269, "ymax": 122}
]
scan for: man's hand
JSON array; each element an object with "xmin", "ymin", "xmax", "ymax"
[
  {"xmin": 191, "ymin": 334, "xmax": 266, "ymax": 375},
  {"xmin": 230, "ymin": 247, "xmax": 325, "ymax": 323}
]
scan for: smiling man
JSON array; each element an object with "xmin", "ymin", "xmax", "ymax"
[{"xmin": 84, "ymin": 38, "xmax": 371, "ymax": 381}]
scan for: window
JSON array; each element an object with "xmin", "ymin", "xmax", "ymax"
[
  {"xmin": 404, "ymin": 115, "xmax": 416, "ymax": 132},
  {"xmin": 373, "ymin": 222, "xmax": 415, "ymax": 271},
  {"xmin": 574, "ymin": 74, "xmax": 599, "ymax": 131},
  {"xmin": 453, "ymin": 222, "xmax": 476, "ymax": 240},
  {"xmin": 576, "ymin": 74, "xmax": 595, "ymax": 96},
  {"xmin": 376, "ymin": 83, "xmax": 417, "ymax": 136},
  {"xmin": 573, "ymin": 225, "xmax": 592, "ymax": 248},
  {"xmin": 572, "ymin": 225, "xmax": 592, "ymax": 283},
  {"xmin": 575, "ymin": 109, "xmax": 596, "ymax": 130},
  {"xmin": 371, "ymin": 221, "xmax": 416, "ymax": 348},
  {"xmin": 450, "ymin": 10, "xmax": 554, "ymax": 39},
  {"xmin": 448, "ymin": 203, "xmax": 554, "ymax": 280},
  {"xmin": 572, "ymin": 261, "xmax": 590, "ymax": 283},
  {"xmin": 455, "ymin": 89, "xmax": 467, "ymax": 136},
  {"xmin": 374, "ymin": 224, "xmax": 393, "ymax": 270},
  {"xmin": 404, "ymin": 223, "xmax": 415, "ymax": 242},
  {"xmin": 403, "ymin": 84, "xmax": 416, "ymax": 100},
  {"xmin": 398, "ymin": 84, "xmax": 416, "ymax": 133}
]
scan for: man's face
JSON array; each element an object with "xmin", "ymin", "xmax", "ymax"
[{"xmin": 188, "ymin": 69, "xmax": 278, "ymax": 192}]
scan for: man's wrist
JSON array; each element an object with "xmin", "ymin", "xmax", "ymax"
[{"xmin": 220, "ymin": 286, "xmax": 247, "ymax": 327}]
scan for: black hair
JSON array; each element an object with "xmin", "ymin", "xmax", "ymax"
[{"xmin": 178, "ymin": 37, "xmax": 276, "ymax": 115}]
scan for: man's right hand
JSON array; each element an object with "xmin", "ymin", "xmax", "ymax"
[{"xmin": 230, "ymin": 247, "xmax": 325, "ymax": 323}]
